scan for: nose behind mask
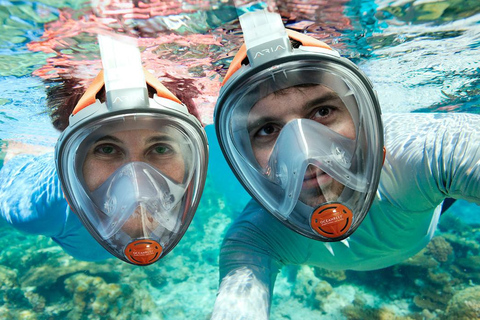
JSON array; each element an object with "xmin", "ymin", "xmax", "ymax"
[
  {"xmin": 265, "ymin": 119, "xmax": 368, "ymax": 217},
  {"xmin": 91, "ymin": 162, "xmax": 187, "ymax": 239}
]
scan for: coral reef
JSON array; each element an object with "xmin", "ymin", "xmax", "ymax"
[
  {"xmin": 314, "ymin": 267, "xmax": 347, "ymax": 282},
  {"xmin": 312, "ymin": 280, "xmax": 334, "ymax": 310},
  {"xmin": 444, "ymin": 286, "xmax": 480, "ymax": 320},
  {"xmin": 425, "ymin": 237, "xmax": 453, "ymax": 263},
  {"xmin": 1, "ymin": 187, "xmax": 478, "ymax": 320}
]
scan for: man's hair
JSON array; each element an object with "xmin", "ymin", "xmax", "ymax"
[{"xmin": 45, "ymin": 74, "xmax": 201, "ymax": 131}]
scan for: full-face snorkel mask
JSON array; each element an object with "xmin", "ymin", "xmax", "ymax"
[
  {"xmin": 55, "ymin": 35, "xmax": 208, "ymax": 265},
  {"xmin": 214, "ymin": 10, "xmax": 384, "ymax": 242}
]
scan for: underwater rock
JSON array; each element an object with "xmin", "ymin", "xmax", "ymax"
[
  {"xmin": 23, "ymin": 290, "xmax": 45, "ymax": 312},
  {"xmin": 17, "ymin": 310, "xmax": 38, "ymax": 320},
  {"xmin": 64, "ymin": 273, "xmax": 124, "ymax": 318},
  {"xmin": 20, "ymin": 261, "xmax": 115, "ymax": 288},
  {"xmin": 456, "ymin": 255, "xmax": 480, "ymax": 271},
  {"xmin": 401, "ymin": 248, "xmax": 439, "ymax": 268},
  {"xmin": 0, "ymin": 265, "xmax": 29, "ymax": 307},
  {"xmin": 451, "ymin": 255, "xmax": 480, "ymax": 283},
  {"xmin": 444, "ymin": 286, "xmax": 480, "ymax": 320},
  {"xmin": 413, "ymin": 293, "xmax": 446, "ymax": 312},
  {"xmin": 412, "ymin": 268, "xmax": 456, "ymax": 312},
  {"xmin": 442, "ymin": 233, "xmax": 480, "ymax": 257},
  {"xmin": 293, "ymin": 266, "xmax": 321, "ymax": 299},
  {"xmin": 63, "ymin": 272, "xmax": 163, "ymax": 320},
  {"xmin": 0, "ymin": 305, "xmax": 14, "ymax": 320},
  {"xmin": 313, "ymin": 267, "xmax": 347, "ymax": 283},
  {"xmin": 425, "ymin": 237, "xmax": 453, "ymax": 263},
  {"xmin": 288, "ymin": 266, "xmax": 336, "ymax": 310},
  {"xmin": 413, "ymin": 283, "xmax": 453, "ymax": 311},
  {"xmin": 342, "ymin": 294, "xmax": 416, "ymax": 320},
  {"xmin": 0, "ymin": 265, "xmax": 19, "ymax": 292},
  {"xmin": 312, "ymin": 280, "xmax": 333, "ymax": 310},
  {"xmin": 438, "ymin": 214, "xmax": 473, "ymax": 235}
]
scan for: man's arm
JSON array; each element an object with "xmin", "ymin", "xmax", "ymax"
[
  {"xmin": 212, "ymin": 199, "xmax": 313, "ymax": 320},
  {"xmin": 211, "ymin": 201, "xmax": 281, "ymax": 320},
  {"xmin": 380, "ymin": 113, "xmax": 480, "ymax": 211}
]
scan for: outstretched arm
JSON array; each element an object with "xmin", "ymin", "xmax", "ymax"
[
  {"xmin": 0, "ymin": 152, "xmax": 109, "ymax": 261},
  {"xmin": 211, "ymin": 202, "xmax": 281, "ymax": 320},
  {"xmin": 0, "ymin": 153, "xmax": 68, "ymax": 236},
  {"xmin": 211, "ymin": 200, "xmax": 311, "ymax": 320},
  {"xmin": 212, "ymin": 266, "xmax": 271, "ymax": 320},
  {"xmin": 380, "ymin": 113, "xmax": 480, "ymax": 210}
]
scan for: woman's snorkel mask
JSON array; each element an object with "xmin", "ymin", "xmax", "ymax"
[
  {"xmin": 55, "ymin": 35, "xmax": 208, "ymax": 265},
  {"xmin": 214, "ymin": 10, "xmax": 384, "ymax": 243}
]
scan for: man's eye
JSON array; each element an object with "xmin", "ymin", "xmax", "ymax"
[
  {"xmin": 314, "ymin": 107, "xmax": 333, "ymax": 119},
  {"xmin": 257, "ymin": 124, "xmax": 279, "ymax": 137}
]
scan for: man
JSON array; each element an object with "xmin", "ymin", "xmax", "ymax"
[{"xmin": 211, "ymin": 10, "xmax": 480, "ymax": 319}]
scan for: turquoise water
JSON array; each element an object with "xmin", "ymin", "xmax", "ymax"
[{"xmin": 0, "ymin": 0, "xmax": 479, "ymax": 319}]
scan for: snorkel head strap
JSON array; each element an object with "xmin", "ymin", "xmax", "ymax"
[
  {"xmin": 73, "ymin": 68, "xmax": 183, "ymax": 115},
  {"xmin": 222, "ymin": 11, "xmax": 333, "ymax": 86}
]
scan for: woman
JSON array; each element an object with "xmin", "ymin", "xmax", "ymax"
[{"xmin": 0, "ymin": 37, "xmax": 208, "ymax": 266}]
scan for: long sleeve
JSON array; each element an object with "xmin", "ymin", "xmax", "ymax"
[
  {"xmin": 211, "ymin": 201, "xmax": 283, "ymax": 320},
  {"xmin": 0, "ymin": 153, "xmax": 110, "ymax": 261},
  {"xmin": 212, "ymin": 199, "xmax": 316, "ymax": 320},
  {"xmin": 379, "ymin": 113, "xmax": 480, "ymax": 209}
]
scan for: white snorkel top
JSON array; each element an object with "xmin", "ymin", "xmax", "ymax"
[
  {"xmin": 239, "ymin": 9, "xmax": 292, "ymax": 67},
  {"xmin": 98, "ymin": 34, "xmax": 149, "ymax": 110}
]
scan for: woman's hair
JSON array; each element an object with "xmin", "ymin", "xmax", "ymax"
[{"xmin": 46, "ymin": 73, "xmax": 202, "ymax": 131}]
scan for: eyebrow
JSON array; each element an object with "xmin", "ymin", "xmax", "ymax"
[
  {"xmin": 93, "ymin": 134, "xmax": 177, "ymax": 145},
  {"xmin": 146, "ymin": 135, "xmax": 177, "ymax": 144},
  {"xmin": 94, "ymin": 135, "xmax": 122, "ymax": 144},
  {"xmin": 247, "ymin": 91, "xmax": 342, "ymax": 134},
  {"xmin": 303, "ymin": 92, "xmax": 343, "ymax": 111}
]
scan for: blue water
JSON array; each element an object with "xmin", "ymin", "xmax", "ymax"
[{"xmin": 0, "ymin": 0, "xmax": 479, "ymax": 319}]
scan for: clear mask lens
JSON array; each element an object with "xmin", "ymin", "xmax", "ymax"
[
  {"xmin": 90, "ymin": 162, "xmax": 187, "ymax": 238},
  {"xmin": 217, "ymin": 58, "xmax": 383, "ymax": 241}
]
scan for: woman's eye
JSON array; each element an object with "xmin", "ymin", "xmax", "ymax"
[
  {"xmin": 151, "ymin": 144, "xmax": 174, "ymax": 156},
  {"xmin": 154, "ymin": 145, "xmax": 170, "ymax": 154},
  {"xmin": 95, "ymin": 144, "xmax": 118, "ymax": 155}
]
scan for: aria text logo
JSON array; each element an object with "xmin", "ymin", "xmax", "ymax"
[{"xmin": 253, "ymin": 45, "xmax": 286, "ymax": 59}]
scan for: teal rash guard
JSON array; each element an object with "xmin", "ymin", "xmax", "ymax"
[
  {"xmin": 0, "ymin": 152, "xmax": 110, "ymax": 261},
  {"xmin": 211, "ymin": 113, "xmax": 480, "ymax": 320}
]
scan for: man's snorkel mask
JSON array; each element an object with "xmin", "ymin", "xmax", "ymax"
[
  {"xmin": 55, "ymin": 36, "xmax": 208, "ymax": 265},
  {"xmin": 214, "ymin": 10, "xmax": 384, "ymax": 242}
]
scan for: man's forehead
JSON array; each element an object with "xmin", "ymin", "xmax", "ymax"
[
  {"xmin": 262, "ymin": 84, "xmax": 336, "ymax": 101},
  {"xmin": 250, "ymin": 84, "xmax": 340, "ymax": 114}
]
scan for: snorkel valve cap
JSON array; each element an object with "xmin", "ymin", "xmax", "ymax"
[
  {"xmin": 125, "ymin": 239, "xmax": 163, "ymax": 265},
  {"xmin": 239, "ymin": 10, "xmax": 292, "ymax": 67},
  {"xmin": 98, "ymin": 35, "xmax": 149, "ymax": 110}
]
